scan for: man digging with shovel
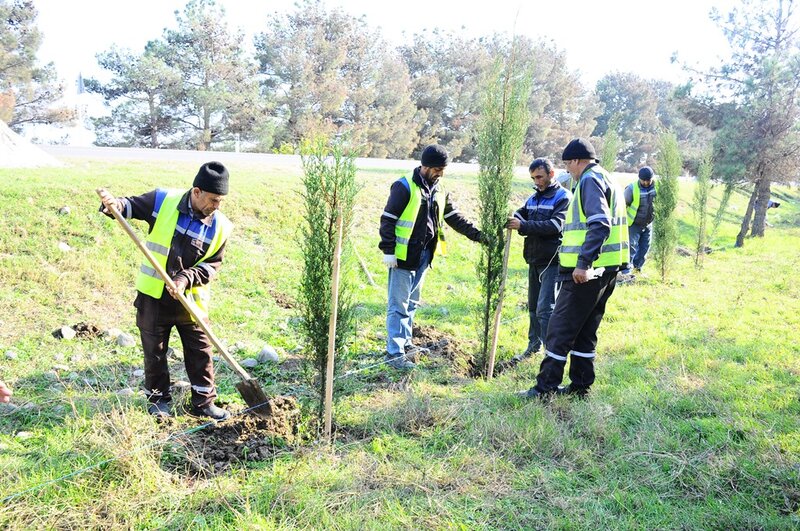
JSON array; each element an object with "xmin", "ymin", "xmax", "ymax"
[{"xmin": 98, "ymin": 162, "xmax": 233, "ymax": 420}]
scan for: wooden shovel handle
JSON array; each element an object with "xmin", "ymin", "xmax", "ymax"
[{"xmin": 96, "ymin": 188, "xmax": 252, "ymax": 381}]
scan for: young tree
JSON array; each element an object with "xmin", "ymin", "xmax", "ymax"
[
  {"xmin": 0, "ymin": 0, "xmax": 73, "ymax": 128},
  {"xmin": 86, "ymin": 46, "xmax": 183, "ymax": 148},
  {"xmin": 692, "ymin": 152, "xmax": 713, "ymax": 267},
  {"xmin": 298, "ymin": 137, "xmax": 359, "ymax": 423},
  {"xmin": 653, "ymin": 131, "xmax": 682, "ymax": 281},
  {"xmin": 475, "ymin": 46, "xmax": 531, "ymax": 375}
]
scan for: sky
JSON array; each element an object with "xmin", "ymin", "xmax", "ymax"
[{"xmin": 33, "ymin": 0, "xmax": 737, "ymax": 97}]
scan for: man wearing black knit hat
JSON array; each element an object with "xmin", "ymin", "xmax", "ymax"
[
  {"xmin": 379, "ymin": 144, "xmax": 484, "ymax": 369},
  {"xmin": 519, "ymin": 138, "xmax": 630, "ymax": 399},
  {"xmin": 98, "ymin": 161, "xmax": 233, "ymax": 420}
]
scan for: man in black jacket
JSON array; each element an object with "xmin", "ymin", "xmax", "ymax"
[
  {"xmin": 379, "ymin": 144, "xmax": 483, "ymax": 369},
  {"xmin": 506, "ymin": 158, "xmax": 571, "ymax": 357}
]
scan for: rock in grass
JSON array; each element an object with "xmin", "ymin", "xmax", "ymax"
[
  {"xmin": 5, "ymin": 350, "xmax": 17, "ymax": 360},
  {"xmin": 15, "ymin": 431, "xmax": 33, "ymax": 440},
  {"xmin": 58, "ymin": 206, "xmax": 71, "ymax": 215},
  {"xmin": 57, "ymin": 241, "xmax": 71, "ymax": 252},
  {"xmin": 59, "ymin": 326, "xmax": 76, "ymax": 340},
  {"xmin": 67, "ymin": 372, "xmax": 80, "ymax": 381},
  {"xmin": 257, "ymin": 345, "xmax": 280, "ymax": 363},
  {"xmin": 116, "ymin": 388, "xmax": 135, "ymax": 397},
  {"xmin": 53, "ymin": 364, "xmax": 70, "ymax": 372},
  {"xmin": 132, "ymin": 369, "xmax": 145, "ymax": 377},
  {"xmin": 167, "ymin": 347, "xmax": 183, "ymax": 361},
  {"xmin": 102, "ymin": 328, "xmax": 123, "ymax": 341},
  {"xmin": 44, "ymin": 370, "xmax": 58, "ymax": 381},
  {"xmin": 240, "ymin": 358, "xmax": 259, "ymax": 369},
  {"xmin": 116, "ymin": 333, "xmax": 136, "ymax": 347},
  {"xmin": 173, "ymin": 380, "xmax": 191, "ymax": 390}
]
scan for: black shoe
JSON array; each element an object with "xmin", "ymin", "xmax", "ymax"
[
  {"xmin": 191, "ymin": 403, "xmax": 231, "ymax": 421},
  {"xmin": 556, "ymin": 385, "xmax": 589, "ymax": 398},
  {"xmin": 147, "ymin": 401, "xmax": 172, "ymax": 418},
  {"xmin": 516, "ymin": 387, "xmax": 553, "ymax": 400}
]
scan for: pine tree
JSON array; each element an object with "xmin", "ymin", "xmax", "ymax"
[
  {"xmin": 692, "ymin": 152, "xmax": 713, "ymax": 268},
  {"xmin": 475, "ymin": 46, "xmax": 531, "ymax": 375},
  {"xmin": 298, "ymin": 137, "xmax": 359, "ymax": 422}
]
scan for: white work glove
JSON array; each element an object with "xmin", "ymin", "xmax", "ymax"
[{"xmin": 383, "ymin": 254, "xmax": 398, "ymax": 269}]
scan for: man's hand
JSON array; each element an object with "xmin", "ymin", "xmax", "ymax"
[
  {"xmin": 505, "ymin": 217, "xmax": 521, "ymax": 230},
  {"xmin": 0, "ymin": 380, "xmax": 12, "ymax": 403},
  {"xmin": 167, "ymin": 276, "xmax": 189, "ymax": 300},
  {"xmin": 97, "ymin": 188, "xmax": 121, "ymax": 215},
  {"xmin": 572, "ymin": 267, "xmax": 590, "ymax": 284},
  {"xmin": 383, "ymin": 254, "xmax": 398, "ymax": 269}
]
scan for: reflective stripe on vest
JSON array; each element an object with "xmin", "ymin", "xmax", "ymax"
[
  {"xmin": 135, "ymin": 189, "xmax": 232, "ymax": 319},
  {"xmin": 627, "ymin": 179, "xmax": 658, "ymax": 226},
  {"xmin": 394, "ymin": 176, "xmax": 446, "ymax": 261},
  {"xmin": 559, "ymin": 167, "xmax": 630, "ymax": 268}
]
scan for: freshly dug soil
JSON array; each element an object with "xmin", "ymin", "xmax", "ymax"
[{"xmin": 166, "ymin": 395, "xmax": 300, "ymax": 476}]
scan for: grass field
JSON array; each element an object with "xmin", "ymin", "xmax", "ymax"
[{"xmin": 0, "ymin": 157, "xmax": 798, "ymax": 529}]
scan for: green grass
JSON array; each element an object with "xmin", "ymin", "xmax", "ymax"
[{"xmin": 0, "ymin": 158, "xmax": 798, "ymax": 528}]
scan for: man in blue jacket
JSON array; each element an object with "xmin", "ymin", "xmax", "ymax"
[
  {"xmin": 379, "ymin": 145, "xmax": 483, "ymax": 369},
  {"xmin": 506, "ymin": 158, "xmax": 571, "ymax": 357}
]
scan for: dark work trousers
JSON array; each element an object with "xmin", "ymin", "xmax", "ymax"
[
  {"xmin": 535, "ymin": 270, "xmax": 618, "ymax": 392},
  {"xmin": 527, "ymin": 262, "xmax": 558, "ymax": 353},
  {"xmin": 135, "ymin": 294, "xmax": 216, "ymax": 408}
]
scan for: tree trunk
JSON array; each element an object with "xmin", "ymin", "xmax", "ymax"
[
  {"xmin": 735, "ymin": 183, "xmax": 758, "ymax": 247},
  {"xmin": 750, "ymin": 176, "xmax": 771, "ymax": 237}
]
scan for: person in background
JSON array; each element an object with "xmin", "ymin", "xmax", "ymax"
[
  {"xmin": 622, "ymin": 166, "xmax": 657, "ymax": 274},
  {"xmin": 379, "ymin": 144, "xmax": 484, "ymax": 369},
  {"xmin": 0, "ymin": 380, "xmax": 12, "ymax": 403},
  {"xmin": 506, "ymin": 158, "xmax": 571, "ymax": 358}
]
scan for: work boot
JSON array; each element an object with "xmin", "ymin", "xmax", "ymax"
[
  {"xmin": 191, "ymin": 403, "xmax": 231, "ymax": 421},
  {"xmin": 147, "ymin": 400, "xmax": 172, "ymax": 418},
  {"xmin": 385, "ymin": 353, "xmax": 416, "ymax": 370}
]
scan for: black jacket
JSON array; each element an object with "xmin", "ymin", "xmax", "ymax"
[
  {"xmin": 513, "ymin": 182, "xmax": 571, "ymax": 266},
  {"xmin": 379, "ymin": 167, "xmax": 482, "ymax": 270}
]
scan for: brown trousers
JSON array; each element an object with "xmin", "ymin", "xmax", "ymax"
[{"xmin": 135, "ymin": 294, "xmax": 216, "ymax": 408}]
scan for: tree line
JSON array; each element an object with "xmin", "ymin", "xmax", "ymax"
[{"xmin": 2, "ymin": 0, "xmax": 798, "ymax": 241}]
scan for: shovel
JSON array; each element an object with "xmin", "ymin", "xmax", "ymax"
[{"xmin": 96, "ymin": 188, "xmax": 271, "ymax": 416}]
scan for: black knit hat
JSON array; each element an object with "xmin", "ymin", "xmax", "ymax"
[
  {"xmin": 193, "ymin": 161, "xmax": 229, "ymax": 195},
  {"xmin": 561, "ymin": 138, "xmax": 597, "ymax": 161},
  {"xmin": 420, "ymin": 144, "xmax": 449, "ymax": 167},
  {"xmin": 638, "ymin": 166, "xmax": 654, "ymax": 180}
]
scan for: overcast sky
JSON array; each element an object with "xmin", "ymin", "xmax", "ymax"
[{"xmin": 33, "ymin": 0, "xmax": 736, "ymax": 96}]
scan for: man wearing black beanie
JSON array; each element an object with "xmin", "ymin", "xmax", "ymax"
[
  {"xmin": 519, "ymin": 138, "xmax": 630, "ymax": 399},
  {"xmin": 379, "ymin": 144, "xmax": 484, "ymax": 369},
  {"xmin": 98, "ymin": 161, "xmax": 233, "ymax": 421}
]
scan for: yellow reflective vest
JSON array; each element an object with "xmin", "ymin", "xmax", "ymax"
[
  {"xmin": 560, "ymin": 167, "xmax": 629, "ymax": 269},
  {"xmin": 627, "ymin": 178, "xmax": 658, "ymax": 226},
  {"xmin": 394, "ymin": 176, "xmax": 447, "ymax": 261},
  {"xmin": 135, "ymin": 189, "xmax": 232, "ymax": 319}
]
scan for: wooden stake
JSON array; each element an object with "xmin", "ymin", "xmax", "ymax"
[
  {"xmin": 486, "ymin": 227, "xmax": 513, "ymax": 379},
  {"xmin": 324, "ymin": 210, "xmax": 345, "ymax": 441}
]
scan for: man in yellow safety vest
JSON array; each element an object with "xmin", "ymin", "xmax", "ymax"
[
  {"xmin": 379, "ymin": 145, "xmax": 483, "ymax": 369},
  {"xmin": 98, "ymin": 162, "xmax": 233, "ymax": 420},
  {"xmin": 519, "ymin": 138, "xmax": 629, "ymax": 399}
]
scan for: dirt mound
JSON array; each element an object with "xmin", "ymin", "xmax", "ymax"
[
  {"xmin": 166, "ymin": 395, "xmax": 300, "ymax": 476},
  {"xmin": 270, "ymin": 289, "xmax": 296, "ymax": 309},
  {"xmin": 412, "ymin": 325, "xmax": 465, "ymax": 361}
]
